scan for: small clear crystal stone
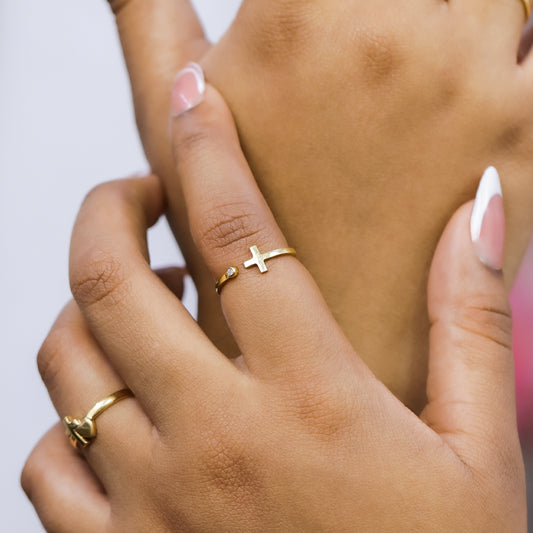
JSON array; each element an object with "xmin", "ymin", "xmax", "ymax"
[{"xmin": 227, "ymin": 267, "xmax": 236, "ymax": 277}]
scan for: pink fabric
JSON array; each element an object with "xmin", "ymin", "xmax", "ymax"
[{"xmin": 511, "ymin": 241, "xmax": 533, "ymax": 442}]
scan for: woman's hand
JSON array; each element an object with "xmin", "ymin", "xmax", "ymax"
[
  {"xmin": 102, "ymin": 0, "xmax": 533, "ymax": 410},
  {"xmin": 22, "ymin": 70, "xmax": 526, "ymax": 532}
]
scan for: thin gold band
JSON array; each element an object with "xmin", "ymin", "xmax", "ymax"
[
  {"xmin": 522, "ymin": 0, "xmax": 531, "ymax": 19},
  {"xmin": 216, "ymin": 266, "xmax": 239, "ymax": 294},
  {"xmin": 63, "ymin": 389, "xmax": 133, "ymax": 449},
  {"xmin": 215, "ymin": 246, "xmax": 297, "ymax": 294}
]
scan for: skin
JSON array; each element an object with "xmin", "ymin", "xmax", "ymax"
[
  {"xmin": 104, "ymin": 0, "xmax": 533, "ymax": 412},
  {"xmin": 21, "ymin": 82, "xmax": 525, "ymax": 532}
]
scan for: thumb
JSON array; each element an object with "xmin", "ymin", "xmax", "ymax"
[{"xmin": 422, "ymin": 167, "xmax": 520, "ymax": 468}]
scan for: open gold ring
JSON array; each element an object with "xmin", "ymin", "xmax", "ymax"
[
  {"xmin": 215, "ymin": 245, "xmax": 297, "ymax": 294},
  {"xmin": 63, "ymin": 389, "xmax": 133, "ymax": 449}
]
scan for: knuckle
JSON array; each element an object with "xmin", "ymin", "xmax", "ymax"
[
  {"xmin": 78, "ymin": 181, "xmax": 129, "ymax": 228},
  {"xmin": 199, "ymin": 429, "xmax": 255, "ymax": 493},
  {"xmin": 355, "ymin": 28, "xmax": 402, "ymax": 87},
  {"xmin": 70, "ymin": 249, "xmax": 129, "ymax": 310},
  {"xmin": 192, "ymin": 397, "xmax": 263, "ymax": 503},
  {"xmin": 194, "ymin": 202, "xmax": 272, "ymax": 256},
  {"xmin": 37, "ymin": 327, "xmax": 71, "ymax": 389},
  {"xmin": 492, "ymin": 120, "xmax": 528, "ymax": 155},
  {"xmin": 20, "ymin": 445, "xmax": 49, "ymax": 509},
  {"xmin": 173, "ymin": 120, "xmax": 216, "ymax": 166},
  {"xmin": 164, "ymin": 425, "xmax": 265, "ymax": 528},
  {"xmin": 80, "ymin": 180, "xmax": 140, "ymax": 223},
  {"xmin": 281, "ymin": 375, "xmax": 358, "ymax": 441},
  {"xmin": 20, "ymin": 455, "xmax": 37, "ymax": 500},
  {"xmin": 452, "ymin": 302, "xmax": 513, "ymax": 352},
  {"xmin": 243, "ymin": 1, "xmax": 318, "ymax": 61},
  {"xmin": 82, "ymin": 180, "xmax": 120, "ymax": 208}
]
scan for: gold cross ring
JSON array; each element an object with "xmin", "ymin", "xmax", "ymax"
[{"xmin": 244, "ymin": 246, "xmax": 297, "ymax": 273}]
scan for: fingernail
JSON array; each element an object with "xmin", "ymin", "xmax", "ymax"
[
  {"xmin": 470, "ymin": 166, "xmax": 506, "ymax": 271},
  {"xmin": 171, "ymin": 62, "xmax": 205, "ymax": 117}
]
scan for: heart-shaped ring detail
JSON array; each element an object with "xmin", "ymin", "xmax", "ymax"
[
  {"xmin": 63, "ymin": 416, "xmax": 97, "ymax": 448},
  {"xmin": 62, "ymin": 389, "xmax": 133, "ymax": 449}
]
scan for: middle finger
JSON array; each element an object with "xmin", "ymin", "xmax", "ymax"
[{"xmin": 170, "ymin": 68, "xmax": 368, "ymax": 382}]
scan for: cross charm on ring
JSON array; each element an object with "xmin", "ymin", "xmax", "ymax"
[{"xmin": 244, "ymin": 246, "xmax": 297, "ymax": 273}]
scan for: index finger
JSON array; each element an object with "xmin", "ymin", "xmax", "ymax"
[{"xmin": 169, "ymin": 65, "xmax": 368, "ymax": 382}]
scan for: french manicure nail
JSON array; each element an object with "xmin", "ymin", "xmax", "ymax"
[
  {"xmin": 171, "ymin": 62, "xmax": 205, "ymax": 117},
  {"xmin": 470, "ymin": 166, "xmax": 506, "ymax": 271}
]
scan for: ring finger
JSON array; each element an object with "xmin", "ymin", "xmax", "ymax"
[
  {"xmin": 22, "ymin": 423, "xmax": 110, "ymax": 533},
  {"xmin": 37, "ymin": 299, "xmax": 152, "ymax": 490}
]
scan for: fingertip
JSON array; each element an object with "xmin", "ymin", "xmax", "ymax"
[
  {"xmin": 428, "ymin": 193, "xmax": 508, "ymax": 324},
  {"xmin": 78, "ymin": 174, "xmax": 166, "ymax": 226},
  {"xmin": 127, "ymin": 173, "xmax": 167, "ymax": 222},
  {"xmin": 169, "ymin": 62, "xmax": 237, "ymax": 140},
  {"xmin": 171, "ymin": 62, "xmax": 206, "ymax": 118},
  {"xmin": 470, "ymin": 166, "xmax": 505, "ymax": 272}
]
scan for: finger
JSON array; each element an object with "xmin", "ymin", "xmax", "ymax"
[
  {"xmin": 519, "ymin": 14, "xmax": 533, "ymax": 61},
  {"xmin": 107, "ymin": 0, "xmax": 236, "ymax": 358},
  {"xmin": 452, "ymin": 0, "xmax": 528, "ymax": 58},
  {"xmin": 69, "ymin": 175, "xmax": 236, "ymax": 425},
  {"xmin": 37, "ymin": 300, "xmax": 151, "ymax": 487},
  {"xmin": 109, "ymin": 0, "xmax": 211, "ymax": 290},
  {"xmin": 110, "ymin": 0, "xmax": 209, "ymax": 158},
  {"xmin": 169, "ymin": 64, "xmax": 369, "ymax": 381},
  {"xmin": 21, "ymin": 424, "xmax": 110, "ymax": 533},
  {"xmin": 155, "ymin": 266, "xmax": 187, "ymax": 299},
  {"xmin": 422, "ymin": 167, "xmax": 522, "ymax": 470}
]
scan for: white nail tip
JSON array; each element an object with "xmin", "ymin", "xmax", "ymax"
[
  {"xmin": 470, "ymin": 166, "xmax": 502, "ymax": 243},
  {"xmin": 184, "ymin": 62, "xmax": 206, "ymax": 94}
]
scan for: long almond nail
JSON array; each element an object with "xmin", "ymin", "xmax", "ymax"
[
  {"xmin": 470, "ymin": 166, "xmax": 506, "ymax": 271},
  {"xmin": 171, "ymin": 62, "xmax": 205, "ymax": 117}
]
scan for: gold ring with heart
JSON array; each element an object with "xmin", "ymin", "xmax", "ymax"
[{"xmin": 62, "ymin": 389, "xmax": 134, "ymax": 449}]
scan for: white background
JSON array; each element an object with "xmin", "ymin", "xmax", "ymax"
[
  {"xmin": 1, "ymin": 1, "xmax": 532, "ymax": 531},
  {"xmin": 0, "ymin": 1, "xmax": 240, "ymax": 530}
]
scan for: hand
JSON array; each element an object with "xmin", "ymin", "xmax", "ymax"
[
  {"xmin": 104, "ymin": 0, "xmax": 533, "ymax": 410},
  {"xmin": 22, "ymin": 70, "xmax": 526, "ymax": 532}
]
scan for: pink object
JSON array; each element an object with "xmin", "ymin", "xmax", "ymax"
[
  {"xmin": 171, "ymin": 63, "xmax": 205, "ymax": 117},
  {"xmin": 468, "ymin": 167, "xmax": 533, "ymax": 444},
  {"xmin": 512, "ymin": 243, "xmax": 533, "ymax": 442}
]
